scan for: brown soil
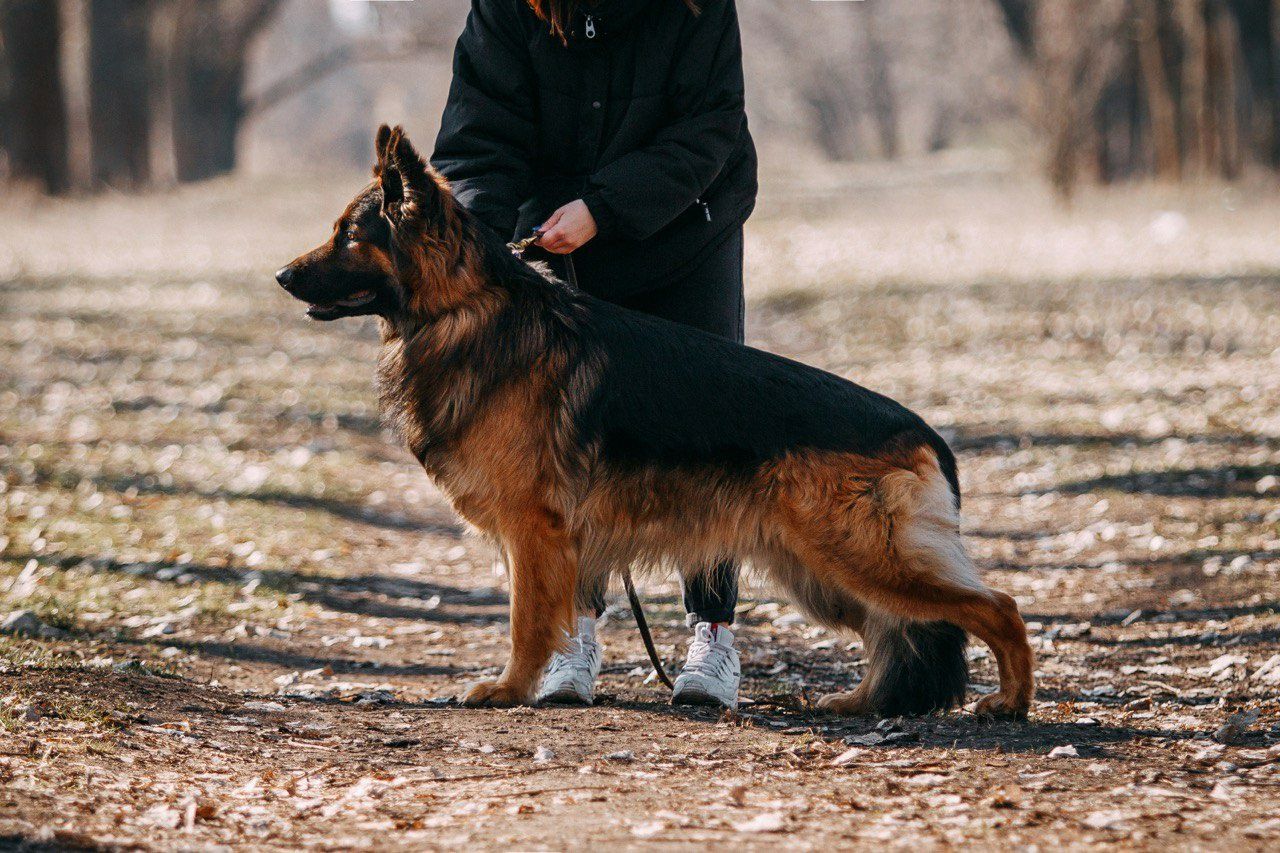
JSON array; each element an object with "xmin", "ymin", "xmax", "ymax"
[{"xmin": 1, "ymin": 177, "xmax": 1278, "ymax": 850}]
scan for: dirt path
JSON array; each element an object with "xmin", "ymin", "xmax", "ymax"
[{"xmin": 2, "ymin": 252, "xmax": 1279, "ymax": 848}]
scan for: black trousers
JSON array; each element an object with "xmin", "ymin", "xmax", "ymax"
[{"xmin": 551, "ymin": 229, "xmax": 744, "ymax": 624}]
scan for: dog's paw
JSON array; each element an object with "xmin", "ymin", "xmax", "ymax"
[
  {"xmin": 815, "ymin": 689, "xmax": 876, "ymax": 716},
  {"xmin": 972, "ymin": 691, "xmax": 1030, "ymax": 720},
  {"xmin": 460, "ymin": 679, "xmax": 532, "ymax": 708}
]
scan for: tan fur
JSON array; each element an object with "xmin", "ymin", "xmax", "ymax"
[{"xmin": 438, "ymin": 430, "xmax": 1033, "ymax": 714}]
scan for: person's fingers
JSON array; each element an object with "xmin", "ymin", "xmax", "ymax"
[
  {"xmin": 539, "ymin": 225, "xmax": 564, "ymax": 248},
  {"xmin": 538, "ymin": 207, "xmax": 567, "ymax": 234},
  {"xmin": 551, "ymin": 222, "xmax": 585, "ymax": 247}
]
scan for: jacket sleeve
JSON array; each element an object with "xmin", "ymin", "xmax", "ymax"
[
  {"xmin": 430, "ymin": 0, "xmax": 536, "ymax": 239},
  {"xmin": 581, "ymin": 0, "xmax": 746, "ymax": 241}
]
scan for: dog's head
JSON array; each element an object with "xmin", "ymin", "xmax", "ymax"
[{"xmin": 275, "ymin": 125, "xmax": 460, "ymax": 321}]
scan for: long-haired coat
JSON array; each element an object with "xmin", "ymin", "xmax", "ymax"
[{"xmin": 275, "ymin": 126, "xmax": 1035, "ymax": 718}]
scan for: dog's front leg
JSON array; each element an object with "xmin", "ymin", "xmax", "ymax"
[{"xmin": 462, "ymin": 510, "xmax": 577, "ymax": 708}]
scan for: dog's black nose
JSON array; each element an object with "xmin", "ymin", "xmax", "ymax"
[{"xmin": 275, "ymin": 266, "xmax": 295, "ymax": 290}]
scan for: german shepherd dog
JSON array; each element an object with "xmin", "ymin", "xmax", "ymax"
[{"xmin": 275, "ymin": 126, "xmax": 1035, "ymax": 718}]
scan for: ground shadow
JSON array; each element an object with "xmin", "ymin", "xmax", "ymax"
[
  {"xmin": 0, "ymin": 836, "xmax": 116, "ymax": 852},
  {"xmin": 124, "ymin": 636, "xmax": 469, "ymax": 678},
  {"xmin": 19, "ymin": 462, "xmax": 463, "ymax": 536},
  {"xmin": 952, "ymin": 429, "xmax": 1280, "ymax": 454},
  {"xmin": 1041, "ymin": 464, "xmax": 1278, "ymax": 498},
  {"xmin": 11, "ymin": 551, "xmax": 508, "ymax": 623},
  {"xmin": 1085, "ymin": 626, "xmax": 1280, "ymax": 650},
  {"xmin": 584, "ymin": 696, "xmax": 1202, "ymax": 756},
  {"xmin": 983, "ymin": 547, "xmax": 1280, "ymax": 577}
]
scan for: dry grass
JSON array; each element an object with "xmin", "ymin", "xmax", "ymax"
[{"xmin": 0, "ymin": 163, "xmax": 1278, "ymax": 849}]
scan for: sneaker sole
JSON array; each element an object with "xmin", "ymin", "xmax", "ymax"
[
  {"xmin": 671, "ymin": 686, "xmax": 737, "ymax": 711},
  {"xmin": 537, "ymin": 688, "xmax": 594, "ymax": 706}
]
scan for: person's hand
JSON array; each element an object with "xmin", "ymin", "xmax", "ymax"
[{"xmin": 537, "ymin": 199, "xmax": 598, "ymax": 254}]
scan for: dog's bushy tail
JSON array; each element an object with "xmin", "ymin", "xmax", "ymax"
[
  {"xmin": 856, "ymin": 441, "xmax": 970, "ymax": 714},
  {"xmin": 861, "ymin": 618, "xmax": 968, "ymax": 715}
]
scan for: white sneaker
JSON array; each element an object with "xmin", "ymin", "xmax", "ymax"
[
  {"xmin": 536, "ymin": 616, "xmax": 603, "ymax": 705},
  {"xmin": 672, "ymin": 622, "xmax": 740, "ymax": 710}
]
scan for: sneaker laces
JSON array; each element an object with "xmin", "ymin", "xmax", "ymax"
[
  {"xmin": 683, "ymin": 623, "xmax": 734, "ymax": 679},
  {"xmin": 546, "ymin": 633, "xmax": 596, "ymax": 676}
]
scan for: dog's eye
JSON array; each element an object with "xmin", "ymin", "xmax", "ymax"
[{"xmin": 346, "ymin": 232, "xmax": 361, "ymax": 244}]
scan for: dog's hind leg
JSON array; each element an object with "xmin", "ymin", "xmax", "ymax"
[
  {"xmin": 461, "ymin": 507, "xmax": 577, "ymax": 708},
  {"xmin": 814, "ymin": 612, "xmax": 969, "ymax": 716},
  {"xmin": 789, "ymin": 543, "xmax": 1031, "ymax": 718},
  {"xmin": 775, "ymin": 449, "xmax": 1033, "ymax": 718},
  {"xmin": 772, "ymin": 556, "xmax": 968, "ymax": 716}
]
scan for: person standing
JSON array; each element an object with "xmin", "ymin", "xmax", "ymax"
[{"xmin": 431, "ymin": 0, "xmax": 757, "ymax": 709}]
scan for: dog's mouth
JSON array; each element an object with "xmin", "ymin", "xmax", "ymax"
[{"xmin": 305, "ymin": 290, "xmax": 377, "ymax": 320}]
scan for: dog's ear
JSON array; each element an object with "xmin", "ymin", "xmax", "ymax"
[
  {"xmin": 379, "ymin": 125, "xmax": 443, "ymax": 229},
  {"xmin": 372, "ymin": 124, "xmax": 393, "ymax": 178}
]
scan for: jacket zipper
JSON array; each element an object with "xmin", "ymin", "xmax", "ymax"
[
  {"xmin": 584, "ymin": 15, "xmax": 596, "ymax": 38},
  {"xmin": 696, "ymin": 197, "xmax": 711, "ymax": 222}
]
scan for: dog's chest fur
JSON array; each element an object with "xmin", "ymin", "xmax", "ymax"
[{"xmin": 375, "ymin": 321, "xmax": 572, "ymax": 536}]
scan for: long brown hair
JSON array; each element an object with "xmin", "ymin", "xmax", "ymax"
[{"xmin": 528, "ymin": 0, "xmax": 700, "ymax": 44}]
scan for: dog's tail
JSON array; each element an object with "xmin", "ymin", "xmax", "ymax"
[
  {"xmin": 860, "ymin": 437, "xmax": 970, "ymax": 714},
  {"xmin": 859, "ymin": 616, "xmax": 968, "ymax": 715}
]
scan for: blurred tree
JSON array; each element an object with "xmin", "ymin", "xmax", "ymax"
[
  {"xmin": 1, "ymin": 0, "xmax": 456, "ymax": 191},
  {"xmin": 858, "ymin": 0, "xmax": 900, "ymax": 159},
  {"xmin": 739, "ymin": 0, "xmax": 1016, "ymax": 163},
  {"xmin": 743, "ymin": 3, "xmax": 897, "ymax": 161},
  {"xmin": 0, "ymin": 0, "xmax": 69, "ymax": 192},
  {"xmin": 993, "ymin": 0, "xmax": 1035, "ymax": 58},
  {"xmin": 997, "ymin": 0, "xmax": 1280, "ymax": 194},
  {"xmin": 170, "ymin": 0, "xmax": 283, "ymax": 181},
  {"xmin": 0, "ymin": 0, "xmax": 283, "ymax": 191},
  {"xmin": 5, "ymin": 0, "xmax": 1021, "ymax": 190},
  {"xmin": 90, "ymin": 0, "xmax": 152, "ymax": 187}
]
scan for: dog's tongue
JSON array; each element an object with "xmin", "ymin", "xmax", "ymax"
[{"xmin": 336, "ymin": 290, "xmax": 374, "ymax": 307}]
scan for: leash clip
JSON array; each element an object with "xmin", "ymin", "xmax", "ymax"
[{"xmin": 507, "ymin": 228, "xmax": 542, "ymax": 257}]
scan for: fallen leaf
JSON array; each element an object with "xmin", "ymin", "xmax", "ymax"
[
  {"xmin": 732, "ymin": 812, "xmax": 786, "ymax": 833},
  {"xmin": 831, "ymin": 747, "xmax": 865, "ymax": 767},
  {"xmin": 1084, "ymin": 810, "xmax": 1129, "ymax": 830},
  {"xmin": 1214, "ymin": 711, "xmax": 1259, "ymax": 745},
  {"xmin": 243, "ymin": 701, "xmax": 287, "ymax": 713}
]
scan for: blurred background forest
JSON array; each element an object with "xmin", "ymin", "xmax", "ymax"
[{"xmin": 3, "ymin": 0, "xmax": 1280, "ymax": 196}]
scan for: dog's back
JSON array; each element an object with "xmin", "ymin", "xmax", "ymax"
[{"xmin": 577, "ymin": 295, "xmax": 957, "ymax": 493}]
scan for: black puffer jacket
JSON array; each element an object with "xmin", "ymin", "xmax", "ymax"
[{"xmin": 431, "ymin": 0, "xmax": 757, "ymax": 299}]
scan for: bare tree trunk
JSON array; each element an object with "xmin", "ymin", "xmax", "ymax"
[
  {"xmin": 857, "ymin": 1, "xmax": 899, "ymax": 159},
  {"xmin": 801, "ymin": 69, "xmax": 863, "ymax": 161},
  {"xmin": 58, "ymin": 0, "xmax": 93, "ymax": 192},
  {"xmin": 0, "ymin": 0, "xmax": 69, "ymax": 192},
  {"xmin": 89, "ymin": 0, "xmax": 153, "ymax": 188},
  {"xmin": 171, "ymin": 0, "xmax": 282, "ymax": 181},
  {"xmin": 1037, "ymin": 0, "xmax": 1089, "ymax": 195},
  {"xmin": 1177, "ymin": 0, "xmax": 1211, "ymax": 177},
  {"xmin": 1209, "ymin": 0, "xmax": 1243, "ymax": 178},
  {"xmin": 993, "ymin": 0, "xmax": 1036, "ymax": 59},
  {"xmin": 927, "ymin": 0, "xmax": 958, "ymax": 153},
  {"xmin": 994, "ymin": 0, "xmax": 1280, "ymax": 190},
  {"xmin": 147, "ymin": 0, "xmax": 180, "ymax": 186},
  {"xmin": 1272, "ymin": 0, "xmax": 1280, "ymax": 166},
  {"xmin": 1135, "ymin": 0, "xmax": 1181, "ymax": 179},
  {"xmin": 1034, "ymin": 0, "xmax": 1131, "ymax": 196}
]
